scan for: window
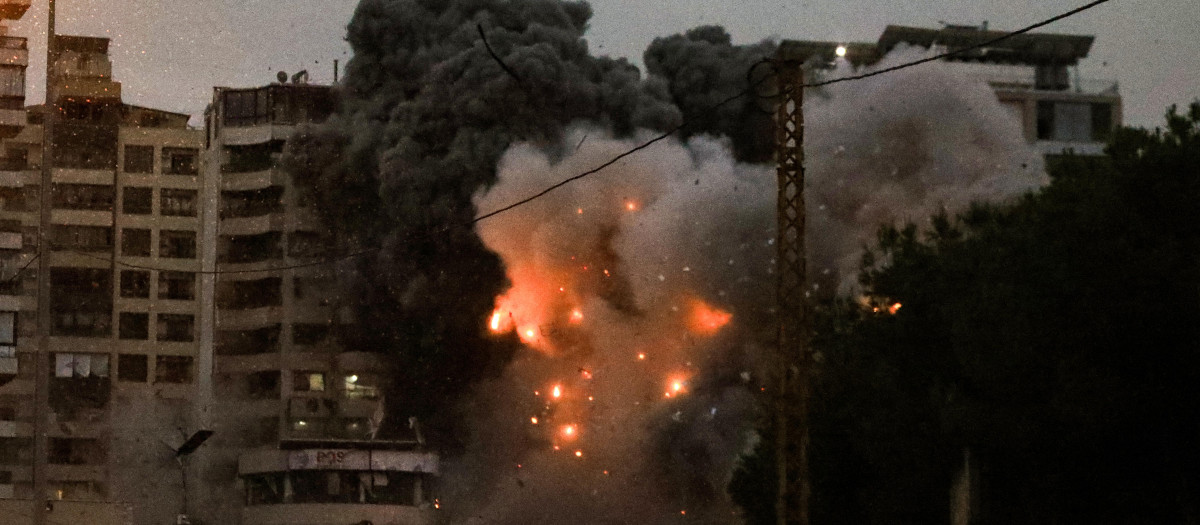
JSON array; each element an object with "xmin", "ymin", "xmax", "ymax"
[
  {"xmin": 123, "ymin": 145, "xmax": 153, "ymax": 173},
  {"xmin": 121, "ymin": 228, "xmax": 151, "ymax": 257},
  {"xmin": 159, "ymin": 230, "xmax": 196, "ymax": 259},
  {"xmin": 221, "ymin": 186, "xmax": 283, "ymax": 217},
  {"xmin": 157, "ymin": 314, "xmax": 194, "ymax": 342},
  {"xmin": 294, "ymin": 371, "xmax": 325, "ymax": 392},
  {"xmin": 119, "ymin": 270, "xmax": 149, "ymax": 298},
  {"xmin": 122, "ymin": 187, "xmax": 151, "ymax": 214},
  {"xmin": 161, "ymin": 188, "xmax": 197, "ymax": 217},
  {"xmin": 117, "ymin": 354, "xmax": 147, "ymax": 382},
  {"xmin": 118, "ymin": 312, "xmax": 148, "ymax": 340},
  {"xmin": 216, "ymin": 277, "xmax": 281, "ymax": 310},
  {"xmin": 342, "ymin": 374, "xmax": 379, "ymax": 399},
  {"xmin": 216, "ymin": 325, "xmax": 281, "ymax": 355},
  {"xmin": 52, "ymin": 184, "xmax": 113, "ymax": 210},
  {"xmin": 246, "ymin": 371, "xmax": 281, "ymax": 399},
  {"xmin": 50, "ymin": 268, "xmax": 111, "ymax": 337},
  {"xmin": 218, "ymin": 232, "xmax": 282, "ymax": 263},
  {"xmin": 158, "ymin": 271, "xmax": 195, "ymax": 300},
  {"xmin": 48, "ymin": 438, "xmax": 106, "ymax": 465},
  {"xmin": 53, "ymin": 353, "xmax": 110, "ymax": 378},
  {"xmin": 293, "ymin": 323, "xmax": 329, "ymax": 346},
  {"xmin": 50, "ymin": 225, "xmax": 112, "ymax": 252},
  {"xmin": 155, "ymin": 355, "xmax": 193, "ymax": 383},
  {"xmin": 161, "ymin": 147, "xmax": 198, "ymax": 175}
]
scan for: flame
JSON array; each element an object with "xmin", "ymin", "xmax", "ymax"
[
  {"xmin": 888, "ymin": 302, "xmax": 902, "ymax": 314},
  {"xmin": 688, "ymin": 298, "xmax": 732, "ymax": 335},
  {"xmin": 489, "ymin": 310, "xmax": 503, "ymax": 332},
  {"xmin": 569, "ymin": 309, "xmax": 584, "ymax": 323},
  {"xmin": 551, "ymin": 385, "xmax": 562, "ymax": 399}
]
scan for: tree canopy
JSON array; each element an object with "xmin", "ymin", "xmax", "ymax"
[{"xmin": 732, "ymin": 103, "xmax": 1200, "ymax": 524}]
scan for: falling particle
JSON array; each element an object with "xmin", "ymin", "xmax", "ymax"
[
  {"xmin": 603, "ymin": 470, "xmax": 609, "ymax": 475},
  {"xmin": 517, "ymin": 464, "xmax": 522, "ymax": 468},
  {"xmin": 579, "ymin": 368, "xmax": 592, "ymax": 379},
  {"xmin": 570, "ymin": 309, "xmax": 584, "ymax": 323},
  {"xmin": 552, "ymin": 385, "xmax": 562, "ymax": 399},
  {"xmin": 603, "ymin": 269, "xmax": 611, "ymax": 277},
  {"xmin": 637, "ymin": 353, "xmax": 646, "ymax": 360},
  {"xmin": 587, "ymin": 396, "xmax": 594, "ymax": 401},
  {"xmin": 576, "ymin": 208, "xmax": 583, "ymax": 215},
  {"xmin": 574, "ymin": 450, "xmax": 583, "ymax": 458},
  {"xmin": 682, "ymin": 266, "xmax": 690, "ymax": 272},
  {"xmin": 530, "ymin": 417, "xmax": 538, "ymax": 425},
  {"xmin": 657, "ymin": 275, "xmax": 666, "ymax": 282},
  {"xmin": 681, "ymin": 510, "xmax": 687, "ymax": 515},
  {"xmin": 553, "ymin": 445, "xmax": 561, "ymax": 451},
  {"xmin": 624, "ymin": 201, "xmax": 637, "ymax": 211}
]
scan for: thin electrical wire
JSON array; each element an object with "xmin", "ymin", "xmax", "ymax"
[
  {"xmin": 14, "ymin": 0, "xmax": 1113, "ymax": 278},
  {"xmin": 1, "ymin": 253, "xmax": 38, "ymax": 285}
]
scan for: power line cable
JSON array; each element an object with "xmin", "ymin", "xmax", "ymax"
[{"xmin": 13, "ymin": 0, "xmax": 1113, "ymax": 278}]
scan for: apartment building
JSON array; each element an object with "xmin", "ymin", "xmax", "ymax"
[
  {"xmin": 200, "ymin": 81, "xmax": 439, "ymax": 525},
  {"xmin": 780, "ymin": 23, "xmax": 1122, "ymax": 156},
  {"xmin": 0, "ymin": 26, "xmax": 207, "ymax": 525}
]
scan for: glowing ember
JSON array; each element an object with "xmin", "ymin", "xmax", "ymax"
[
  {"xmin": 570, "ymin": 309, "xmax": 584, "ymax": 323},
  {"xmin": 688, "ymin": 298, "xmax": 733, "ymax": 335},
  {"xmin": 489, "ymin": 310, "xmax": 503, "ymax": 332},
  {"xmin": 888, "ymin": 302, "xmax": 902, "ymax": 314},
  {"xmin": 551, "ymin": 385, "xmax": 562, "ymax": 399},
  {"xmin": 579, "ymin": 368, "xmax": 592, "ymax": 379},
  {"xmin": 624, "ymin": 201, "xmax": 637, "ymax": 211},
  {"xmin": 637, "ymin": 352, "xmax": 646, "ymax": 360},
  {"xmin": 574, "ymin": 450, "xmax": 583, "ymax": 458},
  {"xmin": 530, "ymin": 417, "xmax": 539, "ymax": 425},
  {"xmin": 561, "ymin": 424, "xmax": 577, "ymax": 438},
  {"xmin": 672, "ymin": 381, "xmax": 684, "ymax": 392},
  {"xmin": 576, "ymin": 208, "xmax": 583, "ymax": 215}
]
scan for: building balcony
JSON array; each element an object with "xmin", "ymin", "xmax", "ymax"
[
  {"xmin": 0, "ymin": 108, "xmax": 25, "ymax": 136},
  {"xmin": 0, "ymin": 42, "xmax": 27, "ymax": 67},
  {"xmin": 46, "ymin": 464, "xmax": 106, "ymax": 483},
  {"xmin": 221, "ymin": 167, "xmax": 289, "ymax": 191},
  {"xmin": 220, "ymin": 213, "xmax": 288, "ymax": 236},
  {"xmin": 220, "ymin": 124, "xmax": 295, "ymax": 147},
  {"xmin": 243, "ymin": 503, "xmax": 437, "ymax": 525},
  {"xmin": 217, "ymin": 305, "xmax": 284, "ymax": 330}
]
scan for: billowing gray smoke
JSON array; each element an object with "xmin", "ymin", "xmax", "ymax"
[
  {"xmin": 287, "ymin": 1, "xmax": 1046, "ymax": 522},
  {"xmin": 285, "ymin": 0, "xmax": 680, "ymax": 441}
]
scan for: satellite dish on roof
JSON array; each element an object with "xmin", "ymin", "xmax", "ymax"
[{"xmin": 276, "ymin": 71, "xmax": 288, "ymax": 84}]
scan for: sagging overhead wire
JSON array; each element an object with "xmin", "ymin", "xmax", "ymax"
[{"xmin": 25, "ymin": 0, "xmax": 1114, "ymax": 278}]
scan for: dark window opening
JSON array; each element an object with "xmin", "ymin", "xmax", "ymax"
[
  {"xmin": 293, "ymin": 323, "xmax": 330, "ymax": 346},
  {"xmin": 123, "ymin": 145, "xmax": 153, "ymax": 173},
  {"xmin": 159, "ymin": 230, "xmax": 196, "ymax": 259},
  {"xmin": 50, "ymin": 225, "xmax": 112, "ymax": 252},
  {"xmin": 160, "ymin": 188, "xmax": 197, "ymax": 217},
  {"xmin": 122, "ymin": 187, "xmax": 151, "ymax": 215},
  {"xmin": 119, "ymin": 270, "xmax": 149, "ymax": 298},
  {"xmin": 216, "ymin": 277, "xmax": 281, "ymax": 310},
  {"xmin": 222, "ymin": 142, "xmax": 281, "ymax": 173},
  {"xmin": 117, "ymin": 354, "xmax": 147, "ymax": 382},
  {"xmin": 118, "ymin": 312, "xmax": 148, "ymax": 340},
  {"xmin": 52, "ymin": 184, "xmax": 113, "ymax": 211},
  {"xmin": 120, "ymin": 228, "xmax": 150, "ymax": 257},
  {"xmin": 218, "ymin": 232, "xmax": 282, "ymax": 264},
  {"xmin": 158, "ymin": 271, "xmax": 194, "ymax": 300},
  {"xmin": 156, "ymin": 314, "xmax": 194, "ymax": 342},
  {"xmin": 51, "ymin": 122, "xmax": 117, "ymax": 170},
  {"xmin": 216, "ymin": 325, "xmax": 281, "ymax": 355},
  {"xmin": 50, "ymin": 268, "xmax": 111, "ymax": 337},
  {"xmin": 246, "ymin": 370, "xmax": 281, "ymax": 400},
  {"xmin": 48, "ymin": 438, "xmax": 106, "ymax": 465},
  {"xmin": 220, "ymin": 186, "xmax": 284, "ymax": 217},
  {"xmin": 1091, "ymin": 103, "xmax": 1113, "ymax": 142},
  {"xmin": 293, "ymin": 371, "xmax": 325, "ymax": 392},
  {"xmin": 154, "ymin": 355, "xmax": 193, "ymax": 383},
  {"xmin": 161, "ymin": 147, "xmax": 198, "ymax": 175}
]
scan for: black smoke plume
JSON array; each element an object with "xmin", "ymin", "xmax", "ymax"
[{"xmin": 284, "ymin": 0, "xmax": 680, "ymax": 442}]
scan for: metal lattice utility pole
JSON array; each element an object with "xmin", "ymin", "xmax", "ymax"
[
  {"xmin": 33, "ymin": 1, "xmax": 57, "ymax": 523},
  {"xmin": 773, "ymin": 55, "xmax": 810, "ymax": 525}
]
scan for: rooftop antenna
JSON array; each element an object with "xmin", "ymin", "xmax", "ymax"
[{"xmin": 334, "ymin": 59, "xmax": 339, "ymax": 83}]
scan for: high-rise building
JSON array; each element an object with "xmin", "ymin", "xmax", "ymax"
[
  {"xmin": 199, "ymin": 81, "xmax": 440, "ymax": 525},
  {"xmin": 0, "ymin": 27, "xmax": 206, "ymax": 525},
  {"xmin": 780, "ymin": 23, "xmax": 1122, "ymax": 157}
]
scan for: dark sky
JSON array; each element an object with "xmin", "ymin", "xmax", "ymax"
[{"xmin": 9, "ymin": 0, "xmax": 1196, "ymax": 128}]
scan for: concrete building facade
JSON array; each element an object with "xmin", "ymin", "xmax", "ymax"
[{"xmin": 780, "ymin": 23, "xmax": 1122, "ymax": 157}]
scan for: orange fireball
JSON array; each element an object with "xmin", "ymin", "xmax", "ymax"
[{"xmin": 688, "ymin": 298, "xmax": 732, "ymax": 335}]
